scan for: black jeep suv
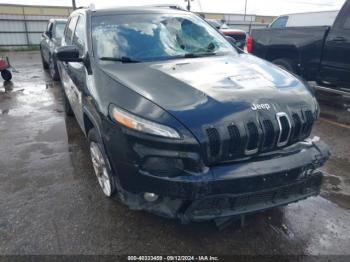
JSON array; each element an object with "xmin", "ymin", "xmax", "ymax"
[{"xmin": 56, "ymin": 6, "xmax": 330, "ymax": 223}]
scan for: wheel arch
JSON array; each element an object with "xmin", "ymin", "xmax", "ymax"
[
  {"xmin": 83, "ymin": 107, "xmax": 118, "ymax": 180},
  {"xmin": 265, "ymin": 46, "xmax": 300, "ymax": 71},
  {"xmin": 83, "ymin": 108, "xmax": 98, "ymax": 138}
]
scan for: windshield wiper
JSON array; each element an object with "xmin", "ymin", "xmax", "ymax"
[
  {"xmin": 184, "ymin": 52, "xmax": 217, "ymax": 58},
  {"xmin": 100, "ymin": 56, "xmax": 141, "ymax": 63}
]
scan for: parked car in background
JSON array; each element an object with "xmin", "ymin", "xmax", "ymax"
[
  {"xmin": 40, "ymin": 19, "xmax": 67, "ymax": 80},
  {"xmin": 206, "ymin": 19, "xmax": 247, "ymax": 49},
  {"xmin": 270, "ymin": 10, "xmax": 339, "ymax": 28},
  {"xmin": 0, "ymin": 56, "xmax": 12, "ymax": 81},
  {"xmin": 251, "ymin": 0, "xmax": 350, "ymax": 91},
  {"xmin": 55, "ymin": 5, "xmax": 330, "ymax": 223},
  {"xmin": 220, "ymin": 28, "xmax": 247, "ymax": 49},
  {"xmin": 206, "ymin": 19, "xmax": 228, "ymax": 29}
]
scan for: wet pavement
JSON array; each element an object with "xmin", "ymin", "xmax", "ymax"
[{"xmin": 0, "ymin": 51, "xmax": 350, "ymax": 255}]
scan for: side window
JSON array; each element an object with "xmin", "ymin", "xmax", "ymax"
[
  {"xmin": 72, "ymin": 16, "xmax": 86, "ymax": 55},
  {"xmin": 53, "ymin": 23, "xmax": 66, "ymax": 39},
  {"xmin": 65, "ymin": 16, "xmax": 78, "ymax": 44},
  {"xmin": 270, "ymin": 16, "xmax": 288, "ymax": 28}
]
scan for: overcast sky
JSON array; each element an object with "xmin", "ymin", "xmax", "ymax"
[{"xmin": 0, "ymin": 0, "xmax": 346, "ymax": 15}]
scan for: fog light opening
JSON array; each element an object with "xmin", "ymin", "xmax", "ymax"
[{"xmin": 144, "ymin": 192, "xmax": 159, "ymax": 202}]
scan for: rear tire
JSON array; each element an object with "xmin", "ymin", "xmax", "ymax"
[
  {"xmin": 62, "ymin": 89, "xmax": 74, "ymax": 117},
  {"xmin": 49, "ymin": 55, "xmax": 60, "ymax": 81},
  {"xmin": 88, "ymin": 128, "xmax": 116, "ymax": 198},
  {"xmin": 40, "ymin": 49, "xmax": 49, "ymax": 70},
  {"xmin": 272, "ymin": 59, "xmax": 296, "ymax": 74},
  {"xmin": 1, "ymin": 69, "xmax": 12, "ymax": 81}
]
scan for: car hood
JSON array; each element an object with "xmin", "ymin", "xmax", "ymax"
[{"xmin": 100, "ymin": 54, "xmax": 316, "ymax": 141}]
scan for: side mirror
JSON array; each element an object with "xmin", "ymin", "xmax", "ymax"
[
  {"xmin": 225, "ymin": 36, "xmax": 237, "ymax": 47},
  {"xmin": 55, "ymin": 45, "xmax": 82, "ymax": 62},
  {"xmin": 45, "ymin": 30, "xmax": 52, "ymax": 39}
]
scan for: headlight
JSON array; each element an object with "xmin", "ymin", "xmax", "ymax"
[{"xmin": 110, "ymin": 105, "xmax": 181, "ymax": 139}]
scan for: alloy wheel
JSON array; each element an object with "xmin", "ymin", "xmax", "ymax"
[{"xmin": 89, "ymin": 142, "xmax": 112, "ymax": 197}]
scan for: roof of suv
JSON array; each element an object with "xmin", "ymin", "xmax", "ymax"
[
  {"xmin": 49, "ymin": 18, "xmax": 67, "ymax": 23},
  {"xmin": 89, "ymin": 6, "xmax": 189, "ymax": 16}
]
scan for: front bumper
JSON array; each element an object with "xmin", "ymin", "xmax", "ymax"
[
  {"xmin": 106, "ymin": 136, "xmax": 330, "ymax": 222},
  {"xmin": 183, "ymin": 172, "xmax": 322, "ymax": 222}
]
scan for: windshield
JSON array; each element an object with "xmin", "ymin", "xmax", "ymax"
[
  {"xmin": 92, "ymin": 13, "xmax": 237, "ymax": 61},
  {"xmin": 55, "ymin": 23, "xmax": 66, "ymax": 38}
]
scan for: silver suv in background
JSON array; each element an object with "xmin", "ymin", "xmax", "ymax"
[{"xmin": 40, "ymin": 19, "xmax": 67, "ymax": 80}]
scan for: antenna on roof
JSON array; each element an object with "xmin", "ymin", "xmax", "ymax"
[
  {"xmin": 89, "ymin": 3, "xmax": 96, "ymax": 11},
  {"xmin": 184, "ymin": 0, "xmax": 194, "ymax": 11}
]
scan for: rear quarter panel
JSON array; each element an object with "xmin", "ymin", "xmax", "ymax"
[{"xmin": 251, "ymin": 26, "xmax": 330, "ymax": 80}]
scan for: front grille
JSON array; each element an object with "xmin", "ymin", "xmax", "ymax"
[{"xmin": 205, "ymin": 109, "xmax": 315, "ymax": 164}]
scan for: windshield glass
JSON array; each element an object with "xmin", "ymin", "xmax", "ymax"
[
  {"xmin": 92, "ymin": 13, "xmax": 237, "ymax": 61},
  {"xmin": 55, "ymin": 23, "xmax": 66, "ymax": 38}
]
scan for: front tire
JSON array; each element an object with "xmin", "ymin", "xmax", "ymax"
[
  {"xmin": 88, "ymin": 128, "xmax": 116, "ymax": 197},
  {"xmin": 40, "ymin": 49, "xmax": 49, "ymax": 70}
]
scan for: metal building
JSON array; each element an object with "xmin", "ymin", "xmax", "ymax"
[
  {"xmin": 197, "ymin": 12, "xmax": 275, "ymax": 32},
  {"xmin": 0, "ymin": 4, "xmax": 276, "ymax": 48},
  {"xmin": 0, "ymin": 4, "xmax": 72, "ymax": 49}
]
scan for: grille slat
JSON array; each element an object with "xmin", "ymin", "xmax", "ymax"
[
  {"xmin": 206, "ymin": 127, "xmax": 221, "ymax": 158},
  {"xmin": 276, "ymin": 113, "xmax": 291, "ymax": 147},
  {"xmin": 262, "ymin": 119, "xmax": 275, "ymax": 149},
  {"xmin": 292, "ymin": 113, "xmax": 302, "ymax": 141},
  {"xmin": 279, "ymin": 116, "xmax": 290, "ymax": 142},
  {"xmin": 228, "ymin": 125, "xmax": 241, "ymax": 156},
  {"xmin": 246, "ymin": 122, "xmax": 259, "ymax": 152},
  {"xmin": 302, "ymin": 110, "xmax": 314, "ymax": 138}
]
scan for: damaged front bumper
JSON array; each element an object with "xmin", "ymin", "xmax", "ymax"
[{"xmin": 114, "ymin": 137, "xmax": 330, "ymax": 223}]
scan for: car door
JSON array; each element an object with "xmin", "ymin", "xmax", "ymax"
[
  {"xmin": 66, "ymin": 15, "xmax": 87, "ymax": 129},
  {"xmin": 59, "ymin": 16, "xmax": 79, "ymax": 119},
  {"xmin": 42, "ymin": 22, "xmax": 53, "ymax": 62},
  {"xmin": 320, "ymin": 1, "xmax": 350, "ymax": 86}
]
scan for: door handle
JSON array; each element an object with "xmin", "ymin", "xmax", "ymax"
[
  {"xmin": 330, "ymin": 36, "xmax": 346, "ymax": 42},
  {"xmin": 72, "ymin": 86, "xmax": 80, "ymax": 97}
]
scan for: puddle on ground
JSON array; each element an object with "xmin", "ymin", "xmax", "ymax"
[{"xmin": 321, "ymin": 159, "xmax": 350, "ymax": 210}]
